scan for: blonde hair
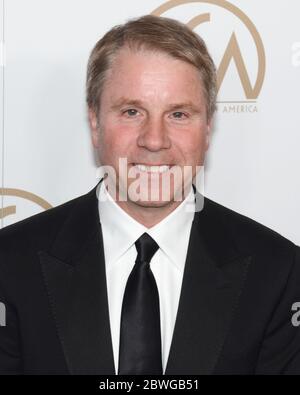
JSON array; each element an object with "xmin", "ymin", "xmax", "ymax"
[{"xmin": 86, "ymin": 14, "xmax": 217, "ymax": 120}]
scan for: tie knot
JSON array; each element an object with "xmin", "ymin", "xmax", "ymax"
[{"xmin": 135, "ymin": 232, "xmax": 159, "ymax": 263}]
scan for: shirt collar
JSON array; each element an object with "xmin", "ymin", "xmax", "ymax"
[{"xmin": 97, "ymin": 179, "xmax": 196, "ymax": 272}]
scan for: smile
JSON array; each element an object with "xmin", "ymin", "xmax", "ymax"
[{"xmin": 133, "ymin": 164, "xmax": 172, "ymax": 173}]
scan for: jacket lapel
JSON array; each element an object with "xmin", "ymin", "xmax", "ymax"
[
  {"xmin": 39, "ymin": 180, "xmax": 251, "ymax": 375},
  {"xmin": 165, "ymin": 191, "xmax": 251, "ymax": 375},
  {"xmin": 39, "ymin": 180, "xmax": 115, "ymax": 374}
]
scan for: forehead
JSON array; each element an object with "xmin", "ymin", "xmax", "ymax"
[
  {"xmin": 101, "ymin": 47, "xmax": 205, "ymax": 103},
  {"xmin": 108, "ymin": 47, "xmax": 199, "ymax": 80}
]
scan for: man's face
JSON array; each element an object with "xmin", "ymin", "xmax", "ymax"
[{"xmin": 89, "ymin": 48, "xmax": 212, "ymax": 210}]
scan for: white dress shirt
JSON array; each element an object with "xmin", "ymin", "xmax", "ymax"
[{"xmin": 97, "ymin": 179, "xmax": 195, "ymax": 374}]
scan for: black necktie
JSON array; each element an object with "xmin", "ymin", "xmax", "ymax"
[{"xmin": 118, "ymin": 232, "xmax": 163, "ymax": 375}]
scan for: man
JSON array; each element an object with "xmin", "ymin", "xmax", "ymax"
[{"xmin": 0, "ymin": 15, "xmax": 300, "ymax": 375}]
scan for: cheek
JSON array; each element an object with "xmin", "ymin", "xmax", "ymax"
[
  {"xmin": 99, "ymin": 123, "xmax": 136, "ymax": 161},
  {"xmin": 174, "ymin": 127, "xmax": 208, "ymax": 158}
]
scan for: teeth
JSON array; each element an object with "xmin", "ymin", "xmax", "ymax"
[{"xmin": 134, "ymin": 164, "xmax": 171, "ymax": 173}]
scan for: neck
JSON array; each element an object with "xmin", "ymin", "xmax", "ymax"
[
  {"xmin": 115, "ymin": 199, "xmax": 184, "ymax": 228},
  {"xmin": 103, "ymin": 179, "xmax": 191, "ymax": 228}
]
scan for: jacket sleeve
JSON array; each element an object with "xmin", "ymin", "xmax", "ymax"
[
  {"xmin": 255, "ymin": 244, "xmax": 300, "ymax": 374},
  {"xmin": 0, "ymin": 259, "xmax": 23, "ymax": 375}
]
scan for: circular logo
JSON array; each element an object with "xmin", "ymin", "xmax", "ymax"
[
  {"xmin": 0, "ymin": 188, "xmax": 52, "ymax": 220},
  {"xmin": 152, "ymin": 0, "xmax": 266, "ymax": 102}
]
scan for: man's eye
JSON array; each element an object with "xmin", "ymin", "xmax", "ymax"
[
  {"xmin": 172, "ymin": 111, "xmax": 187, "ymax": 119},
  {"xmin": 123, "ymin": 109, "xmax": 138, "ymax": 117}
]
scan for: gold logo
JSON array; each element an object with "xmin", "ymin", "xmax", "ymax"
[
  {"xmin": 0, "ymin": 188, "xmax": 52, "ymax": 220},
  {"xmin": 152, "ymin": 0, "xmax": 266, "ymax": 109}
]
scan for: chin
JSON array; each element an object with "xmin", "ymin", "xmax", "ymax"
[
  {"xmin": 128, "ymin": 188, "xmax": 182, "ymax": 206},
  {"xmin": 131, "ymin": 199, "xmax": 174, "ymax": 209}
]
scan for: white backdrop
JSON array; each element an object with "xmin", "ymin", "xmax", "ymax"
[{"xmin": 1, "ymin": 0, "xmax": 299, "ymax": 245}]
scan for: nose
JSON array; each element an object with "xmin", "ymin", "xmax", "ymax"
[{"xmin": 136, "ymin": 116, "xmax": 171, "ymax": 152}]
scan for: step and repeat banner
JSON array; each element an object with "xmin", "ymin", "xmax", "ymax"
[{"xmin": 0, "ymin": 0, "xmax": 299, "ymax": 244}]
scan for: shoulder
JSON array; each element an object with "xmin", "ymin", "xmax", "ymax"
[
  {"xmin": 201, "ymin": 196, "xmax": 298, "ymax": 260},
  {"xmin": 0, "ymin": 189, "xmax": 91, "ymax": 256},
  {"xmin": 198, "ymin": 197, "xmax": 300, "ymax": 295}
]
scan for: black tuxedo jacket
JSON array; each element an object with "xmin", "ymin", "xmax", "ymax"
[{"xmin": 0, "ymin": 180, "xmax": 300, "ymax": 375}]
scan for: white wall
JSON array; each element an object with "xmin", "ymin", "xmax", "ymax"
[
  {"xmin": 0, "ymin": 0, "xmax": 4, "ymax": 220},
  {"xmin": 1, "ymin": 0, "xmax": 299, "ymax": 245}
]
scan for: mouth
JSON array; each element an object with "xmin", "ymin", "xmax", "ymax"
[{"xmin": 132, "ymin": 163, "xmax": 174, "ymax": 174}]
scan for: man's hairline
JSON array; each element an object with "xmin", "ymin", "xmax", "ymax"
[{"xmin": 90, "ymin": 45, "xmax": 213, "ymax": 124}]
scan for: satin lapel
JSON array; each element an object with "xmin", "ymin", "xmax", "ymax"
[
  {"xmin": 165, "ymin": 193, "xmax": 251, "ymax": 375},
  {"xmin": 39, "ymin": 180, "xmax": 115, "ymax": 375},
  {"xmin": 39, "ymin": 181, "xmax": 251, "ymax": 375}
]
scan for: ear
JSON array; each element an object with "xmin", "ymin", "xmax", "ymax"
[
  {"xmin": 88, "ymin": 108, "xmax": 100, "ymax": 149},
  {"xmin": 205, "ymin": 117, "xmax": 213, "ymax": 151}
]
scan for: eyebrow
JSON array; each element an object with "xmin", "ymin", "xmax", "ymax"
[
  {"xmin": 110, "ymin": 98, "xmax": 143, "ymax": 110},
  {"xmin": 110, "ymin": 97, "xmax": 202, "ymax": 113},
  {"xmin": 167, "ymin": 102, "xmax": 202, "ymax": 113}
]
